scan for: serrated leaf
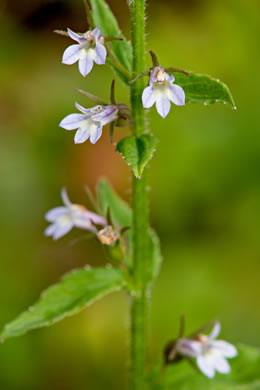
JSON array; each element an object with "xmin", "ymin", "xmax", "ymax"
[
  {"xmin": 174, "ymin": 72, "xmax": 235, "ymax": 107},
  {"xmin": 0, "ymin": 267, "xmax": 125, "ymax": 342},
  {"xmin": 117, "ymin": 135, "xmax": 158, "ymax": 178},
  {"xmin": 153, "ymin": 344, "xmax": 260, "ymax": 390},
  {"xmin": 89, "ymin": 0, "xmax": 132, "ymax": 84}
]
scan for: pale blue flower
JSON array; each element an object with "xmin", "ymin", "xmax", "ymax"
[
  {"xmin": 45, "ymin": 188, "xmax": 106, "ymax": 240},
  {"xmin": 142, "ymin": 66, "xmax": 185, "ymax": 118},
  {"xmin": 177, "ymin": 322, "xmax": 238, "ymax": 378},
  {"xmin": 62, "ymin": 27, "xmax": 107, "ymax": 77},
  {"xmin": 59, "ymin": 102, "xmax": 118, "ymax": 144}
]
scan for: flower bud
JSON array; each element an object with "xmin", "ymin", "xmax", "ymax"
[{"xmin": 97, "ymin": 225, "xmax": 120, "ymax": 245}]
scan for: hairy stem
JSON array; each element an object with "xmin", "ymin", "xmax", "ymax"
[{"xmin": 129, "ymin": 1, "xmax": 149, "ymax": 390}]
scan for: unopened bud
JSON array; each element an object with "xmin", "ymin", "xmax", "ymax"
[{"xmin": 97, "ymin": 226, "xmax": 119, "ymax": 245}]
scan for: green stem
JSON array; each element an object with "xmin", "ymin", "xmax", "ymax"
[
  {"xmin": 82, "ymin": 0, "xmax": 95, "ymax": 29},
  {"xmin": 129, "ymin": 1, "xmax": 149, "ymax": 390}
]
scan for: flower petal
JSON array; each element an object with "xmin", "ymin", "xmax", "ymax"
[
  {"xmin": 72, "ymin": 207, "xmax": 106, "ymax": 231},
  {"xmin": 149, "ymin": 67, "xmax": 160, "ymax": 85},
  {"xmin": 177, "ymin": 339, "xmax": 202, "ymax": 357},
  {"xmin": 53, "ymin": 221, "xmax": 73, "ymax": 240},
  {"xmin": 94, "ymin": 43, "xmax": 107, "ymax": 64},
  {"xmin": 187, "ymin": 340, "xmax": 204, "ymax": 354},
  {"xmin": 168, "ymin": 84, "xmax": 185, "ymax": 106},
  {"xmin": 211, "ymin": 341, "xmax": 238, "ymax": 358},
  {"xmin": 59, "ymin": 114, "xmax": 86, "ymax": 130},
  {"xmin": 61, "ymin": 188, "xmax": 72, "ymax": 208},
  {"xmin": 73, "ymin": 213, "xmax": 101, "ymax": 231},
  {"xmin": 44, "ymin": 223, "xmax": 57, "ymax": 236},
  {"xmin": 67, "ymin": 28, "xmax": 83, "ymax": 43},
  {"xmin": 168, "ymin": 74, "xmax": 175, "ymax": 83},
  {"xmin": 197, "ymin": 355, "xmax": 215, "ymax": 378},
  {"xmin": 155, "ymin": 92, "xmax": 171, "ymax": 118},
  {"xmin": 45, "ymin": 207, "xmax": 68, "ymax": 222},
  {"xmin": 89, "ymin": 124, "xmax": 102, "ymax": 144},
  {"xmin": 95, "ymin": 106, "xmax": 118, "ymax": 125},
  {"xmin": 74, "ymin": 128, "xmax": 90, "ymax": 144},
  {"xmin": 62, "ymin": 44, "xmax": 81, "ymax": 65},
  {"xmin": 73, "ymin": 218, "xmax": 94, "ymax": 231},
  {"xmin": 75, "ymin": 102, "xmax": 93, "ymax": 116},
  {"xmin": 92, "ymin": 27, "xmax": 100, "ymax": 39},
  {"xmin": 213, "ymin": 355, "xmax": 231, "ymax": 374},
  {"xmin": 142, "ymin": 86, "xmax": 156, "ymax": 108},
  {"xmin": 209, "ymin": 322, "xmax": 221, "ymax": 340},
  {"xmin": 85, "ymin": 211, "xmax": 106, "ymax": 226},
  {"xmin": 78, "ymin": 57, "xmax": 94, "ymax": 77}
]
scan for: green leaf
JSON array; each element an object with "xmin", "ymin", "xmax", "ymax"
[
  {"xmin": 116, "ymin": 135, "xmax": 158, "ymax": 178},
  {"xmin": 89, "ymin": 0, "xmax": 132, "ymax": 84},
  {"xmin": 96, "ymin": 178, "xmax": 132, "ymax": 228},
  {"xmin": 96, "ymin": 178, "xmax": 132, "ymax": 262},
  {"xmin": 174, "ymin": 72, "xmax": 236, "ymax": 107},
  {"xmin": 153, "ymin": 344, "xmax": 260, "ymax": 390},
  {"xmin": 0, "ymin": 267, "xmax": 126, "ymax": 342}
]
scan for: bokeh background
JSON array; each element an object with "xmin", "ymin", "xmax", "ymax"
[{"xmin": 0, "ymin": 0, "xmax": 260, "ymax": 388}]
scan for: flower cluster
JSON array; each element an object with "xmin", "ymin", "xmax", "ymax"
[
  {"xmin": 45, "ymin": 19, "xmax": 238, "ymax": 382},
  {"xmin": 61, "ymin": 29, "xmax": 186, "ymax": 137},
  {"xmin": 45, "ymin": 24, "xmax": 134, "ymax": 247}
]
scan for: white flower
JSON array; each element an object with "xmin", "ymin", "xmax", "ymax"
[
  {"xmin": 62, "ymin": 27, "xmax": 107, "ymax": 77},
  {"xmin": 176, "ymin": 322, "xmax": 238, "ymax": 378},
  {"xmin": 44, "ymin": 188, "xmax": 106, "ymax": 240},
  {"xmin": 59, "ymin": 102, "xmax": 118, "ymax": 144},
  {"xmin": 142, "ymin": 66, "xmax": 185, "ymax": 118}
]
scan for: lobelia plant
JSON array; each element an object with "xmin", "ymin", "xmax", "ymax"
[{"xmin": 1, "ymin": 1, "xmax": 260, "ymax": 390}]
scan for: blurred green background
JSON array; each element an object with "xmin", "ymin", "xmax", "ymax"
[{"xmin": 0, "ymin": 0, "xmax": 260, "ymax": 388}]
